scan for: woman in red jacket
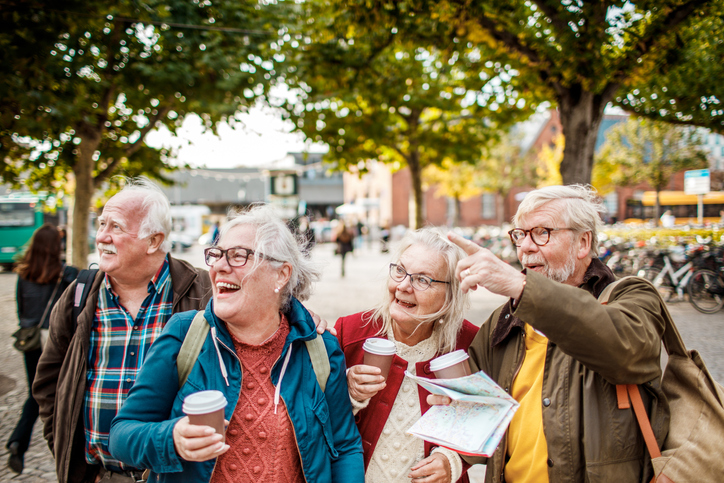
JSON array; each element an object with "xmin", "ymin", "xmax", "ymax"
[{"xmin": 335, "ymin": 227, "xmax": 478, "ymax": 483}]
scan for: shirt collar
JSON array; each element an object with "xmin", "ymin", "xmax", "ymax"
[{"xmin": 148, "ymin": 256, "xmax": 171, "ymax": 294}]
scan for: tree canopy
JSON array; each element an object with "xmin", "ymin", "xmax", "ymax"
[
  {"xmin": 1, "ymin": 0, "xmax": 286, "ymax": 264},
  {"xmin": 280, "ymin": 1, "xmax": 540, "ymax": 228},
  {"xmin": 336, "ymin": 0, "xmax": 720, "ymax": 185},
  {"xmin": 594, "ymin": 117, "xmax": 709, "ymax": 223},
  {"xmin": 613, "ymin": 12, "xmax": 724, "ymax": 134}
]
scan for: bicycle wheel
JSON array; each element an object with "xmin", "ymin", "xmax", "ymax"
[
  {"xmin": 639, "ymin": 267, "xmax": 676, "ymax": 301},
  {"xmin": 687, "ymin": 269, "xmax": 724, "ymax": 314}
]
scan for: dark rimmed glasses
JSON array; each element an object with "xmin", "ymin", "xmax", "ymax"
[
  {"xmin": 204, "ymin": 246, "xmax": 279, "ymax": 267},
  {"xmin": 389, "ymin": 263, "xmax": 449, "ymax": 291},
  {"xmin": 508, "ymin": 227, "xmax": 575, "ymax": 247}
]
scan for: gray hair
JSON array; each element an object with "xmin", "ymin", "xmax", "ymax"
[
  {"xmin": 367, "ymin": 227, "xmax": 470, "ymax": 354},
  {"xmin": 221, "ymin": 204, "xmax": 321, "ymax": 311},
  {"xmin": 117, "ymin": 177, "xmax": 172, "ymax": 253},
  {"xmin": 513, "ymin": 184, "xmax": 605, "ymax": 258}
]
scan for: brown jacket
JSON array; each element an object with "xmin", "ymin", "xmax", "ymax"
[
  {"xmin": 33, "ymin": 255, "xmax": 212, "ymax": 483},
  {"xmin": 466, "ymin": 259, "xmax": 669, "ymax": 483}
]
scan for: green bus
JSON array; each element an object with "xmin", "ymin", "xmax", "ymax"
[{"xmin": 0, "ymin": 194, "xmax": 45, "ymax": 270}]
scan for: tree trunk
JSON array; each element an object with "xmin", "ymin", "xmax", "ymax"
[
  {"xmin": 454, "ymin": 196, "xmax": 461, "ymax": 227},
  {"xmin": 408, "ymin": 150, "xmax": 424, "ymax": 229},
  {"xmin": 70, "ymin": 128, "xmax": 101, "ymax": 267},
  {"xmin": 557, "ymin": 85, "xmax": 617, "ymax": 185},
  {"xmin": 654, "ymin": 189, "xmax": 661, "ymax": 227}
]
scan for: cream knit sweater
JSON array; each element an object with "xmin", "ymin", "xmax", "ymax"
[{"xmin": 355, "ymin": 330, "xmax": 463, "ymax": 483}]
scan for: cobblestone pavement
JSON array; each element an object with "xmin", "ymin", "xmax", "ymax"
[{"xmin": 1, "ymin": 241, "xmax": 721, "ymax": 482}]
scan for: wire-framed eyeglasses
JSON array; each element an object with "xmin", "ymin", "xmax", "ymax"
[
  {"xmin": 508, "ymin": 227, "xmax": 575, "ymax": 247},
  {"xmin": 389, "ymin": 263, "xmax": 449, "ymax": 291},
  {"xmin": 204, "ymin": 246, "xmax": 279, "ymax": 267}
]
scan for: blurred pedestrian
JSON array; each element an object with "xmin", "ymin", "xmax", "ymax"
[
  {"xmin": 211, "ymin": 221, "xmax": 221, "ymax": 245},
  {"xmin": 58, "ymin": 226, "xmax": 68, "ymax": 262},
  {"xmin": 336, "ymin": 223, "xmax": 354, "ymax": 277},
  {"xmin": 7, "ymin": 224, "xmax": 78, "ymax": 474},
  {"xmin": 380, "ymin": 225, "xmax": 390, "ymax": 253}
]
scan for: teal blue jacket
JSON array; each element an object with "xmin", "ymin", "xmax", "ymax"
[{"xmin": 109, "ymin": 298, "xmax": 364, "ymax": 483}]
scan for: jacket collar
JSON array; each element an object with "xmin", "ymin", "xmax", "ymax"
[
  {"xmin": 204, "ymin": 296, "xmax": 317, "ymax": 348},
  {"xmin": 167, "ymin": 254, "xmax": 200, "ymax": 304},
  {"xmin": 491, "ymin": 258, "xmax": 616, "ymax": 347}
]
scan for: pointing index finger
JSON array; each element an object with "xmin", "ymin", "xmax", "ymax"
[{"xmin": 447, "ymin": 231, "xmax": 481, "ymax": 255}]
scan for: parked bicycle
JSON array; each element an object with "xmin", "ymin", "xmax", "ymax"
[
  {"xmin": 687, "ymin": 246, "xmax": 724, "ymax": 313},
  {"xmin": 636, "ymin": 244, "xmax": 713, "ymax": 302}
]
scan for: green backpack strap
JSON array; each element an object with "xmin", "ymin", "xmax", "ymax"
[
  {"xmin": 177, "ymin": 311, "xmax": 210, "ymax": 388},
  {"xmin": 305, "ymin": 335, "xmax": 330, "ymax": 392}
]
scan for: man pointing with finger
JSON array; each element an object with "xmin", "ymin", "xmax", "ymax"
[{"xmin": 439, "ymin": 185, "xmax": 669, "ymax": 483}]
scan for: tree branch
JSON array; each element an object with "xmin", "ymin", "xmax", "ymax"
[
  {"xmin": 124, "ymin": 105, "xmax": 171, "ymax": 157},
  {"xmin": 93, "ymin": 156, "xmax": 123, "ymax": 187}
]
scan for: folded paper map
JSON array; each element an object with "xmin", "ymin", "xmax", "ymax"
[{"xmin": 405, "ymin": 370, "xmax": 519, "ymax": 457}]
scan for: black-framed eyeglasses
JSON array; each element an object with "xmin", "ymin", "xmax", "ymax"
[
  {"xmin": 389, "ymin": 263, "xmax": 449, "ymax": 291},
  {"xmin": 508, "ymin": 227, "xmax": 575, "ymax": 247},
  {"xmin": 204, "ymin": 246, "xmax": 279, "ymax": 267}
]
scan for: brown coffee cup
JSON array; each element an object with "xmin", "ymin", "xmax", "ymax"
[
  {"xmin": 430, "ymin": 350, "xmax": 471, "ymax": 379},
  {"xmin": 182, "ymin": 390, "xmax": 227, "ymax": 442},
  {"xmin": 363, "ymin": 338, "xmax": 396, "ymax": 380}
]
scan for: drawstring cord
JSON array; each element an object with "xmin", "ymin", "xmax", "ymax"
[
  {"xmin": 274, "ymin": 345, "xmax": 293, "ymax": 414},
  {"xmin": 210, "ymin": 327, "xmax": 229, "ymax": 386}
]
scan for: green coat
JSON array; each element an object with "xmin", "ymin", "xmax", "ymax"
[{"xmin": 466, "ymin": 259, "xmax": 669, "ymax": 483}]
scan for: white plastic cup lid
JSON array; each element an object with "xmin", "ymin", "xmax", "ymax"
[
  {"xmin": 429, "ymin": 350, "xmax": 469, "ymax": 372},
  {"xmin": 363, "ymin": 338, "xmax": 396, "ymax": 356},
  {"xmin": 182, "ymin": 390, "xmax": 227, "ymax": 415}
]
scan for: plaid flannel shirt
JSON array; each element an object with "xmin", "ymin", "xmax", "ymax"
[{"xmin": 83, "ymin": 258, "xmax": 173, "ymax": 471}]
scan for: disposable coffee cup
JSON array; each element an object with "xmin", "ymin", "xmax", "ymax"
[
  {"xmin": 430, "ymin": 350, "xmax": 471, "ymax": 379},
  {"xmin": 363, "ymin": 338, "xmax": 396, "ymax": 380},
  {"xmin": 183, "ymin": 390, "xmax": 227, "ymax": 442}
]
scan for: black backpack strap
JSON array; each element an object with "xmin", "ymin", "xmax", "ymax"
[{"xmin": 73, "ymin": 268, "xmax": 99, "ymax": 331}]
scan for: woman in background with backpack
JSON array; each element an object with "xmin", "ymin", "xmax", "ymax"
[
  {"xmin": 7, "ymin": 224, "xmax": 78, "ymax": 474},
  {"xmin": 109, "ymin": 204, "xmax": 363, "ymax": 483}
]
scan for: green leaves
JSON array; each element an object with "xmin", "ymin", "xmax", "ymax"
[{"xmin": 594, "ymin": 116, "xmax": 709, "ymax": 196}]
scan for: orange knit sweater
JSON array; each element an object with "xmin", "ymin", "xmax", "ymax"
[{"xmin": 210, "ymin": 316, "xmax": 304, "ymax": 483}]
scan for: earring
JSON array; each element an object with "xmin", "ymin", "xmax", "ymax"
[{"xmin": 274, "ymin": 287, "xmax": 280, "ymax": 293}]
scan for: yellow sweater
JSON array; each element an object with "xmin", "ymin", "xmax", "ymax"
[{"xmin": 505, "ymin": 323, "xmax": 549, "ymax": 483}]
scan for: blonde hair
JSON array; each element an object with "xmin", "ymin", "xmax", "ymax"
[{"xmin": 367, "ymin": 227, "xmax": 469, "ymax": 354}]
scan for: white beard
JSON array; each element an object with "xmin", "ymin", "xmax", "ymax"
[{"xmin": 520, "ymin": 242, "xmax": 578, "ymax": 284}]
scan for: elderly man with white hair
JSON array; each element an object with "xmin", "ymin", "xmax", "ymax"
[
  {"xmin": 34, "ymin": 177, "xmax": 213, "ymax": 483},
  {"xmin": 435, "ymin": 185, "xmax": 669, "ymax": 483}
]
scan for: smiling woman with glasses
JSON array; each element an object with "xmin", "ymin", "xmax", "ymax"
[
  {"xmin": 334, "ymin": 227, "xmax": 478, "ymax": 483},
  {"xmin": 109, "ymin": 204, "xmax": 364, "ymax": 483}
]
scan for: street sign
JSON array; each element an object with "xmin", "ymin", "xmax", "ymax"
[{"xmin": 684, "ymin": 169, "xmax": 710, "ymax": 195}]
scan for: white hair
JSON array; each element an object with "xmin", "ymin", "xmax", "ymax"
[
  {"xmin": 221, "ymin": 204, "xmax": 321, "ymax": 311},
  {"xmin": 513, "ymin": 184, "xmax": 605, "ymax": 258},
  {"xmin": 367, "ymin": 227, "xmax": 470, "ymax": 354},
  {"xmin": 118, "ymin": 177, "xmax": 172, "ymax": 253}
]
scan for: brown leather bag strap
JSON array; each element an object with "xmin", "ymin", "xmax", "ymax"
[
  {"xmin": 616, "ymin": 384, "xmax": 630, "ymax": 409},
  {"xmin": 623, "ymin": 384, "xmax": 662, "ymax": 459}
]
